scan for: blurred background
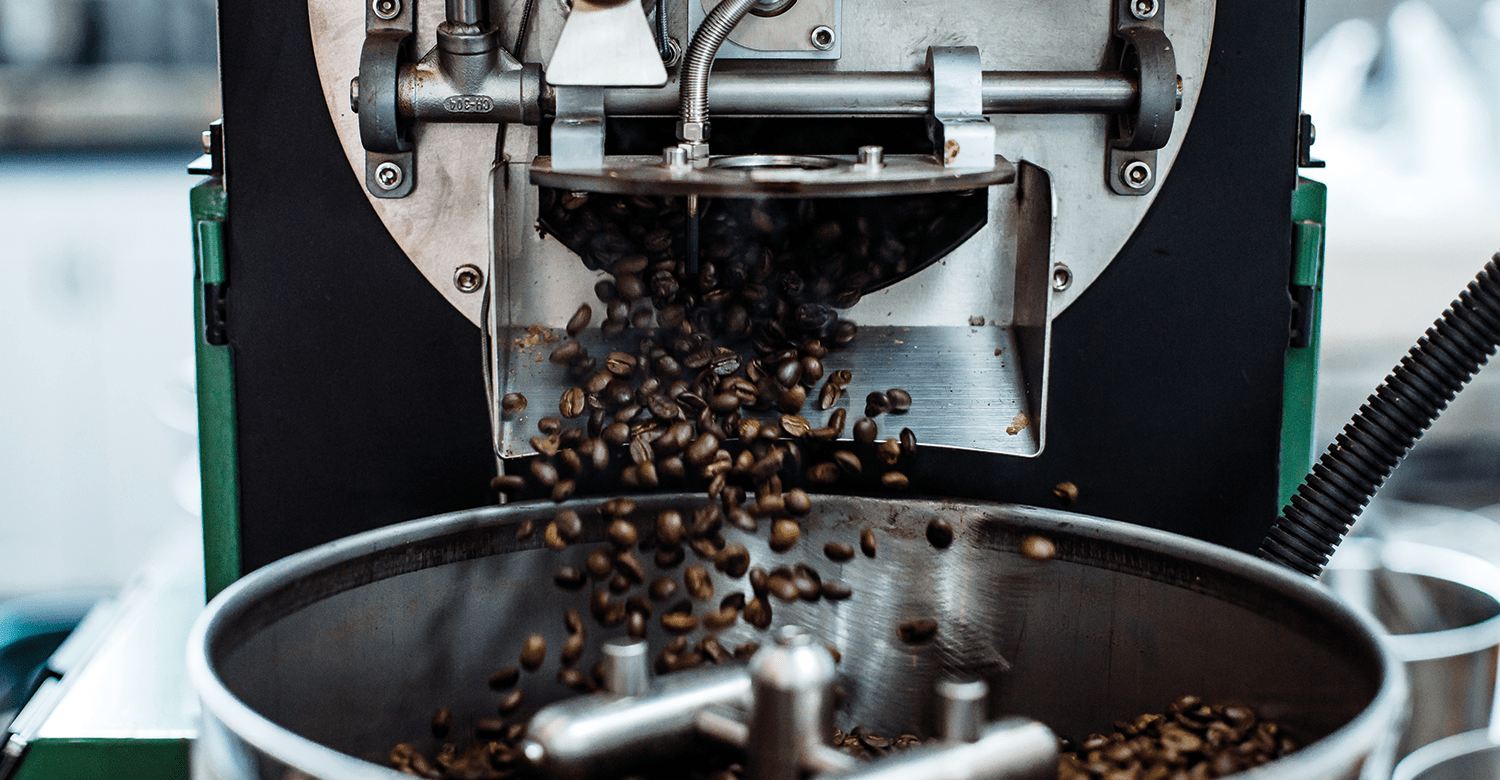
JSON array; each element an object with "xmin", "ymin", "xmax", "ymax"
[{"xmin": 0, "ymin": 0, "xmax": 1496, "ymax": 598}]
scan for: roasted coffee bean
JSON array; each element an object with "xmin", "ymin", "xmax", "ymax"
[
  {"xmin": 876, "ymin": 437, "xmax": 901, "ymax": 465},
  {"xmin": 498, "ymin": 689, "xmax": 524, "ymax": 714},
  {"xmin": 554, "ymin": 509, "xmax": 583, "ymax": 541},
  {"xmin": 821, "ymin": 580, "xmax": 852, "ymax": 600},
  {"xmin": 602, "ymin": 422, "xmax": 630, "ymax": 447},
  {"xmin": 625, "ymin": 595, "xmax": 652, "ymax": 617},
  {"xmin": 794, "ymin": 573, "xmax": 821, "ymax": 602},
  {"xmin": 685, "ymin": 433, "xmax": 720, "ymax": 468},
  {"xmin": 636, "ymin": 461, "xmax": 660, "ymax": 488},
  {"xmin": 899, "ymin": 427, "xmax": 917, "ymax": 456},
  {"xmin": 554, "ymin": 567, "xmax": 587, "ymax": 590},
  {"xmin": 589, "ymin": 587, "xmax": 613, "ymax": 618},
  {"xmin": 734, "ymin": 641, "xmax": 761, "ymax": 661},
  {"xmin": 655, "ymin": 545, "xmax": 686, "ymax": 569},
  {"xmin": 768, "ymin": 574, "xmax": 800, "ymax": 603},
  {"xmin": 853, "ymin": 417, "xmax": 878, "ymax": 443},
  {"xmin": 431, "ymin": 707, "xmax": 452, "ymax": 738},
  {"xmin": 774, "ymin": 358, "xmax": 803, "ymax": 388},
  {"xmin": 492, "ymin": 474, "xmax": 526, "ymax": 494},
  {"xmin": 655, "ymin": 510, "xmax": 686, "ymax": 546},
  {"xmin": 560, "ymin": 387, "xmax": 586, "ymax": 418},
  {"xmin": 531, "ymin": 435, "xmax": 561, "ymax": 457},
  {"xmin": 719, "ymin": 592, "xmax": 747, "ymax": 612},
  {"xmin": 880, "ymin": 471, "xmax": 909, "ymax": 490},
  {"xmin": 602, "ymin": 497, "xmax": 636, "ymax": 517},
  {"xmin": 1053, "ymin": 481, "xmax": 1080, "ymax": 506},
  {"xmin": 689, "ymin": 537, "xmax": 721, "ymax": 561},
  {"xmin": 817, "ymin": 381, "xmax": 843, "ymax": 411},
  {"xmin": 564, "ymin": 304, "xmax": 593, "ymax": 336},
  {"xmin": 487, "ymin": 666, "xmax": 520, "ymax": 690},
  {"xmin": 661, "ymin": 612, "xmax": 699, "ymax": 634},
  {"xmin": 886, "ymin": 388, "xmax": 912, "ymax": 413},
  {"xmin": 563, "ymin": 608, "xmax": 585, "ymax": 635},
  {"xmin": 700, "ymin": 636, "xmax": 731, "ymax": 664},
  {"xmin": 605, "ymin": 351, "xmax": 637, "ymax": 376},
  {"xmin": 769, "ymin": 519, "xmax": 801, "ymax": 552},
  {"xmin": 716, "ymin": 544, "xmax": 750, "ymax": 577},
  {"xmin": 824, "ymin": 407, "xmax": 847, "ymax": 436},
  {"xmin": 807, "ymin": 462, "xmax": 840, "ymax": 483},
  {"xmin": 557, "ymin": 631, "xmax": 586, "ymax": 667},
  {"xmin": 557, "ymin": 668, "xmax": 591, "ymax": 692},
  {"xmin": 743, "ymin": 598, "xmax": 773, "ymax": 629},
  {"xmin": 607, "ymin": 519, "xmax": 639, "ymax": 548},
  {"xmin": 585, "ymin": 549, "xmax": 614, "ymax": 580},
  {"xmin": 500, "ymin": 392, "xmax": 527, "ymax": 415},
  {"xmin": 515, "ymin": 518, "xmax": 536, "ymax": 541},
  {"xmin": 615, "ymin": 551, "xmax": 647, "ymax": 583},
  {"xmin": 550, "ymin": 340, "xmax": 583, "ymax": 365},
  {"xmin": 727, "ymin": 508, "xmax": 758, "ymax": 533},
  {"xmin": 557, "ymin": 448, "xmax": 583, "ymax": 477},
  {"xmin": 701, "ymin": 607, "xmax": 738, "ymax": 632},
  {"xmin": 1020, "ymin": 535, "xmax": 1056, "ymax": 561},
  {"xmin": 897, "ymin": 617, "xmax": 938, "ymax": 644},
  {"xmin": 926, "ymin": 518, "xmax": 954, "ymax": 549},
  {"xmin": 779, "ymin": 386, "xmax": 807, "ymax": 413},
  {"xmin": 780, "ymin": 414, "xmax": 811, "ymax": 438},
  {"xmin": 519, "ymin": 634, "xmax": 547, "ymax": 670},
  {"xmin": 823, "ymin": 643, "xmax": 842, "ymax": 664},
  {"xmin": 865, "ymin": 392, "xmax": 890, "ymax": 417},
  {"xmin": 824, "ymin": 542, "xmax": 855, "ymax": 562},
  {"xmin": 649, "ymin": 576, "xmax": 679, "ymax": 601},
  {"xmin": 583, "ymin": 437, "xmax": 609, "ymax": 470},
  {"xmin": 531, "ymin": 460, "xmax": 560, "ymax": 487},
  {"xmin": 860, "ymin": 528, "xmax": 877, "ymax": 558},
  {"xmin": 608, "ymin": 573, "xmax": 631, "ymax": 593},
  {"xmin": 784, "ymin": 488, "xmax": 812, "ymax": 515},
  {"xmin": 543, "ymin": 522, "xmax": 567, "ymax": 551},
  {"xmin": 799, "ymin": 356, "xmax": 824, "ymax": 386},
  {"xmin": 626, "ymin": 610, "xmax": 648, "ymax": 639},
  {"xmin": 748, "ymin": 567, "xmax": 768, "ymax": 597},
  {"xmin": 684, "ymin": 565, "xmax": 713, "ymax": 600}
]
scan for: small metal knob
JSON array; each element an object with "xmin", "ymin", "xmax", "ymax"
[
  {"xmin": 746, "ymin": 627, "xmax": 837, "ymax": 780},
  {"xmin": 602, "ymin": 638, "xmax": 650, "ymax": 696},
  {"xmin": 938, "ymin": 679, "xmax": 988, "ymax": 743},
  {"xmin": 857, "ymin": 145, "xmax": 884, "ymax": 168}
]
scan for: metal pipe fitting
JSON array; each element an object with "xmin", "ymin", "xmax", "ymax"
[
  {"xmin": 746, "ymin": 626, "xmax": 838, "ymax": 780},
  {"xmin": 819, "ymin": 718, "xmax": 1058, "ymax": 780},
  {"xmin": 676, "ymin": 0, "xmax": 756, "ymax": 141},
  {"xmin": 445, "ymin": 0, "xmax": 481, "ymax": 26},
  {"xmin": 522, "ymin": 665, "xmax": 752, "ymax": 780},
  {"xmin": 937, "ymin": 679, "xmax": 988, "ymax": 743}
]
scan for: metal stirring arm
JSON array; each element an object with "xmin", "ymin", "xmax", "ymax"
[{"xmin": 522, "ymin": 630, "xmax": 1058, "ymax": 780}]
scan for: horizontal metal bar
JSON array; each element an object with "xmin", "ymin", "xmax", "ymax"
[{"xmin": 583, "ymin": 71, "xmax": 1137, "ymax": 117}]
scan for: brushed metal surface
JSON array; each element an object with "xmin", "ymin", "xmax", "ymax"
[
  {"xmin": 189, "ymin": 495, "xmax": 1404, "ymax": 780},
  {"xmin": 306, "ymin": 0, "xmax": 1216, "ymax": 327}
]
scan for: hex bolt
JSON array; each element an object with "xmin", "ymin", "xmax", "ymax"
[
  {"xmin": 937, "ymin": 679, "xmax": 988, "ymax": 744},
  {"xmin": 349, "ymin": 78, "xmax": 360, "ymax": 113},
  {"xmin": 372, "ymin": 0, "xmax": 400, "ymax": 19},
  {"xmin": 809, "ymin": 26, "xmax": 835, "ymax": 51},
  {"xmin": 453, "ymin": 264, "xmax": 484, "ymax": 293},
  {"xmin": 601, "ymin": 638, "xmax": 650, "ymax": 697},
  {"xmin": 1051, "ymin": 264, "xmax": 1073, "ymax": 292},
  {"xmin": 662, "ymin": 145, "xmax": 691, "ymax": 169},
  {"xmin": 1121, "ymin": 160, "xmax": 1152, "ymax": 190},
  {"xmin": 374, "ymin": 161, "xmax": 404, "ymax": 191},
  {"xmin": 1130, "ymin": 0, "xmax": 1158, "ymax": 20}
]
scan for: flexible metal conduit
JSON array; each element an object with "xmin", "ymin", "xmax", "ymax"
[
  {"xmin": 678, "ymin": 0, "xmax": 757, "ymax": 128},
  {"xmin": 1260, "ymin": 256, "xmax": 1500, "ymax": 577}
]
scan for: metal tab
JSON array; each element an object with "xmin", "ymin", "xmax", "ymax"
[
  {"xmin": 926, "ymin": 47, "xmax": 995, "ymax": 169},
  {"xmin": 550, "ymin": 87, "xmax": 606, "ymax": 170},
  {"xmin": 546, "ymin": 0, "xmax": 669, "ymax": 87}
]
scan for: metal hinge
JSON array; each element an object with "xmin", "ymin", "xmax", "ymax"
[{"xmin": 197, "ymin": 219, "xmax": 229, "ymax": 346}]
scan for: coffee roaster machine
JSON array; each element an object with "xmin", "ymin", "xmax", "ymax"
[{"xmin": 2, "ymin": 0, "xmax": 1429, "ymax": 779}]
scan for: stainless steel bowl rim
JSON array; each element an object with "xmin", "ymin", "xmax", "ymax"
[
  {"xmin": 187, "ymin": 494, "xmax": 1408, "ymax": 780},
  {"xmin": 1391, "ymin": 729, "xmax": 1500, "ymax": 780},
  {"xmin": 1327, "ymin": 537, "xmax": 1500, "ymax": 661}
]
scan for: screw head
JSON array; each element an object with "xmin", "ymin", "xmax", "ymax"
[
  {"xmin": 454, "ymin": 264, "xmax": 484, "ymax": 293},
  {"xmin": 372, "ymin": 0, "xmax": 400, "ymax": 18},
  {"xmin": 810, "ymin": 25, "xmax": 835, "ymax": 51},
  {"xmin": 349, "ymin": 78, "xmax": 360, "ymax": 113},
  {"xmin": 1130, "ymin": 0, "xmax": 1158, "ymax": 20},
  {"xmin": 1120, "ymin": 160, "xmax": 1153, "ymax": 190},
  {"xmin": 374, "ymin": 161, "xmax": 404, "ymax": 191},
  {"xmin": 1051, "ymin": 264, "xmax": 1073, "ymax": 292}
]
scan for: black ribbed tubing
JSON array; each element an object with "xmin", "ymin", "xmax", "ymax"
[{"xmin": 1259, "ymin": 256, "xmax": 1500, "ymax": 577}]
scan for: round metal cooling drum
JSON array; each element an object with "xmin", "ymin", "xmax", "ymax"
[{"xmin": 188, "ymin": 495, "xmax": 1405, "ymax": 780}]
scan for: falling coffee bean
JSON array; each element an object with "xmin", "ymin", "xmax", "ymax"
[
  {"xmin": 821, "ymin": 580, "xmax": 852, "ymax": 600},
  {"xmin": 715, "ymin": 544, "xmax": 750, "ymax": 578},
  {"xmin": 431, "ymin": 708, "xmax": 452, "ymax": 738},
  {"xmin": 586, "ymin": 549, "xmax": 614, "ymax": 579},
  {"xmin": 661, "ymin": 612, "xmax": 700, "ymax": 634},
  {"xmin": 564, "ymin": 608, "xmax": 585, "ymax": 635},
  {"xmin": 498, "ymin": 689, "xmax": 524, "ymax": 714},
  {"xmin": 684, "ymin": 565, "xmax": 714, "ymax": 601},
  {"xmin": 1020, "ymin": 535, "xmax": 1057, "ymax": 561},
  {"xmin": 554, "ymin": 567, "xmax": 586, "ymax": 590},
  {"xmin": 899, "ymin": 428, "xmax": 917, "ymax": 456},
  {"xmin": 897, "ymin": 617, "xmax": 938, "ymax": 644},
  {"xmin": 549, "ymin": 340, "xmax": 583, "ymax": 365},
  {"xmin": 543, "ymin": 522, "xmax": 567, "ymax": 551},
  {"xmin": 824, "ymin": 542, "xmax": 855, "ymax": 562},
  {"xmin": 784, "ymin": 488, "xmax": 812, "ymax": 515},
  {"xmin": 487, "ymin": 666, "xmax": 520, "ymax": 690},
  {"xmin": 880, "ymin": 471, "xmax": 909, "ymax": 490},
  {"xmin": 649, "ymin": 576, "xmax": 679, "ymax": 601},
  {"xmin": 561, "ymin": 632, "xmax": 585, "ymax": 666},
  {"xmin": 555, "ymin": 510, "xmax": 583, "ymax": 541},
  {"xmin": 876, "ymin": 438, "xmax": 901, "ymax": 465},
  {"xmin": 926, "ymin": 518, "xmax": 954, "ymax": 549},
  {"xmin": 501, "ymin": 393, "xmax": 527, "ymax": 415},
  {"xmin": 860, "ymin": 528, "xmax": 877, "ymax": 558},
  {"xmin": 560, "ymin": 387, "xmax": 586, "ymax": 418},
  {"xmin": 515, "ymin": 518, "xmax": 536, "ymax": 541},
  {"xmin": 607, "ymin": 519, "xmax": 639, "ymax": 548},
  {"xmin": 769, "ymin": 519, "xmax": 801, "ymax": 552},
  {"xmin": 566, "ymin": 304, "xmax": 592, "ymax": 336},
  {"xmin": 627, "ymin": 610, "xmax": 648, "ymax": 639},
  {"xmin": 853, "ymin": 417, "xmax": 878, "ymax": 444},
  {"xmin": 743, "ymin": 598, "xmax": 773, "ymax": 629},
  {"xmin": 886, "ymin": 388, "xmax": 912, "ymax": 413},
  {"xmin": 492, "ymin": 474, "xmax": 526, "ymax": 494},
  {"xmin": 519, "ymin": 634, "xmax": 547, "ymax": 670}
]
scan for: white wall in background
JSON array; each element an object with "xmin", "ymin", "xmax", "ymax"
[{"xmin": 0, "ymin": 155, "xmax": 199, "ymax": 597}]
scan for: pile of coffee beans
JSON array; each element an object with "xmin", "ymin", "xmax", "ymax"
[{"xmin": 1058, "ymin": 696, "xmax": 1297, "ymax": 780}]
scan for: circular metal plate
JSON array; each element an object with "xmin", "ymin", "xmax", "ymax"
[{"xmin": 529, "ymin": 154, "xmax": 1014, "ymax": 197}]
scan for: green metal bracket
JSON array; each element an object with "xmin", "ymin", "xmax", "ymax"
[
  {"xmin": 11, "ymin": 739, "xmax": 190, "ymax": 780},
  {"xmin": 191, "ymin": 178, "xmax": 242, "ymax": 601},
  {"xmin": 1279, "ymin": 177, "xmax": 1327, "ymax": 508}
]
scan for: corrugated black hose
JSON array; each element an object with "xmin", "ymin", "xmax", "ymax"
[{"xmin": 1259, "ymin": 255, "xmax": 1500, "ymax": 577}]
